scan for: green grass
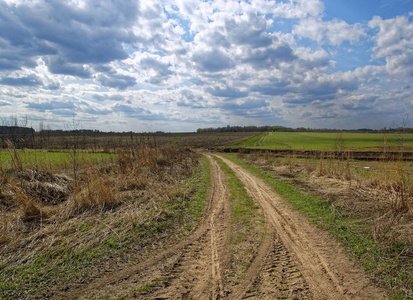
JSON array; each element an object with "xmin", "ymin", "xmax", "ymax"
[
  {"xmin": 223, "ymin": 153, "xmax": 411, "ymax": 299},
  {"xmin": 214, "ymin": 157, "xmax": 262, "ymax": 233},
  {"xmin": 0, "ymin": 151, "xmax": 116, "ymax": 171},
  {"xmin": 231, "ymin": 132, "xmax": 413, "ymax": 151}
]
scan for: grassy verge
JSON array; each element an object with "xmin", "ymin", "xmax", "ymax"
[
  {"xmin": 224, "ymin": 153, "xmax": 411, "ymax": 299},
  {"xmin": 213, "ymin": 156, "xmax": 265, "ymax": 284},
  {"xmin": 0, "ymin": 153, "xmax": 210, "ymax": 299}
]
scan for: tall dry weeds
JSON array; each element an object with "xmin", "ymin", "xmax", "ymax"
[
  {"xmin": 0, "ymin": 144, "xmax": 199, "ymax": 257},
  {"xmin": 7, "ymin": 178, "xmax": 50, "ymax": 222},
  {"xmin": 65, "ymin": 171, "xmax": 118, "ymax": 215},
  {"xmin": 0, "ymin": 217, "xmax": 8, "ymax": 244},
  {"xmin": 6, "ymin": 139, "xmax": 23, "ymax": 170}
]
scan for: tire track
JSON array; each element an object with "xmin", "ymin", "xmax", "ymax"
[
  {"xmin": 244, "ymin": 237, "xmax": 312, "ymax": 299},
  {"xmin": 54, "ymin": 156, "xmax": 227, "ymax": 300},
  {"xmin": 147, "ymin": 155, "xmax": 229, "ymax": 299},
  {"xmin": 218, "ymin": 155, "xmax": 385, "ymax": 300}
]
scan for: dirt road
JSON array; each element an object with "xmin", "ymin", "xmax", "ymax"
[{"xmin": 59, "ymin": 154, "xmax": 385, "ymax": 299}]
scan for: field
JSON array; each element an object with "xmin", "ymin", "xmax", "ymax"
[
  {"xmin": 0, "ymin": 131, "xmax": 412, "ymax": 299},
  {"xmin": 0, "ymin": 151, "xmax": 115, "ymax": 172},
  {"xmin": 1, "ymin": 131, "xmax": 259, "ymax": 150},
  {"xmin": 231, "ymin": 131, "xmax": 413, "ymax": 151}
]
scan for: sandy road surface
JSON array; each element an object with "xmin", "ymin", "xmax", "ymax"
[
  {"xmin": 218, "ymin": 155, "xmax": 385, "ymax": 300},
  {"xmin": 53, "ymin": 154, "xmax": 384, "ymax": 299}
]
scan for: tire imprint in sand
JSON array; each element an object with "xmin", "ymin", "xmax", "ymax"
[
  {"xmin": 146, "ymin": 155, "xmax": 229, "ymax": 299},
  {"xmin": 217, "ymin": 155, "xmax": 385, "ymax": 300},
  {"xmin": 243, "ymin": 237, "xmax": 312, "ymax": 299}
]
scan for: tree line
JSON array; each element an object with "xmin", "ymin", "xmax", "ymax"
[{"xmin": 196, "ymin": 125, "xmax": 413, "ymax": 134}]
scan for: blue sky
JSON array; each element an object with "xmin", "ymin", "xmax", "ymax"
[{"xmin": 0, "ymin": 0, "xmax": 412, "ymax": 132}]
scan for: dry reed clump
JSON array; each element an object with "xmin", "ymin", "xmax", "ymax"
[
  {"xmin": 7, "ymin": 178, "xmax": 51, "ymax": 222},
  {"xmin": 65, "ymin": 171, "xmax": 119, "ymax": 215},
  {"xmin": 366, "ymin": 158, "xmax": 413, "ymax": 214},
  {"xmin": 16, "ymin": 170, "xmax": 72, "ymax": 206}
]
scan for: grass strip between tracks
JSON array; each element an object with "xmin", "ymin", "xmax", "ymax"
[
  {"xmin": 223, "ymin": 153, "xmax": 411, "ymax": 300},
  {"xmin": 214, "ymin": 156, "xmax": 265, "ymax": 285}
]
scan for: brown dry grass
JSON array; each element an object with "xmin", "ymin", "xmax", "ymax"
[{"xmin": 0, "ymin": 144, "xmax": 204, "ymax": 299}]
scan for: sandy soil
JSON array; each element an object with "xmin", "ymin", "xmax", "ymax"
[
  {"xmin": 51, "ymin": 154, "xmax": 385, "ymax": 299},
  {"xmin": 219, "ymin": 155, "xmax": 385, "ymax": 299}
]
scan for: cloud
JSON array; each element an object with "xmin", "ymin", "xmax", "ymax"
[
  {"xmin": 251, "ymin": 79, "xmax": 292, "ymax": 96},
  {"xmin": 96, "ymin": 73, "xmax": 136, "ymax": 90},
  {"xmin": 140, "ymin": 57, "xmax": 175, "ymax": 84},
  {"xmin": 224, "ymin": 16, "xmax": 273, "ymax": 48},
  {"xmin": 206, "ymin": 86, "xmax": 248, "ymax": 99},
  {"xmin": 25, "ymin": 99, "xmax": 77, "ymax": 117},
  {"xmin": 0, "ymin": 74, "xmax": 43, "ymax": 86},
  {"xmin": 192, "ymin": 49, "xmax": 234, "ymax": 72},
  {"xmin": 243, "ymin": 44, "xmax": 297, "ymax": 69},
  {"xmin": 271, "ymin": 0, "xmax": 324, "ymax": 19},
  {"xmin": 112, "ymin": 103, "xmax": 168, "ymax": 120},
  {"xmin": 369, "ymin": 15, "xmax": 413, "ymax": 76},
  {"xmin": 342, "ymin": 95, "xmax": 377, "ymax": 111},
  {"xmin": 294, "ymin": 18, "xmax": 366, "ymax": 45},
  {"xmin": 220, "ymin": 99, "xmax": 269, "ymax": 113},
  {"xmin": 177, "ymin": 89, "xmax": 206, "ymax": 108},
  {"xmin": 92, "ymin": 93, "xmax": 126, "ymax": 102},
  {"xmin": 45, "ymin": 57, "xmax": 92, "ymax": 78},
  {"xmin": 0, "ymin": 0, "xmax": 138, "ymax": 75}
]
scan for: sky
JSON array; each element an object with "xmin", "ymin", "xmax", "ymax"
[{"xmin": 0, "ymin": 0, "xmax": 412, "ymax": 132}]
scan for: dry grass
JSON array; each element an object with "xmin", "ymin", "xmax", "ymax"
[
  {"xmin": 240, "ymin": 151, "xmax": 413, "ymax": 214},
  {"xmin": 0, "ymin": 143, "xmax": 204, "ymax": 299}
]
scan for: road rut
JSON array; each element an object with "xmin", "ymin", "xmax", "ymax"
[
  {"xmin": 219, "ymin": 155, "xmax": 385, "ymax": 299},
  {"xmin": 54, "ymin": 154, "xmax": 385, "ymax": 299}
]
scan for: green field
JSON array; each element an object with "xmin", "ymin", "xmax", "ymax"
[
  {"xmin": 231, "ymin": 132, "xmax": 413, "ymax": 151},
  {"xmin": 0, "ymin": 151, "xmax": 115, "ymax": 171}
]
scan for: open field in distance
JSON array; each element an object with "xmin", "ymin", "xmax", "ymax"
[{"xmin": 231, "ymin": 132, "xmax": 413, "ymax": 151}]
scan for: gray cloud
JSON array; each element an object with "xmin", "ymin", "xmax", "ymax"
[
  {"xmin": 140, "ymin": 57, "xmax": 174, "ymax": 84},
  {"xmin": 243, "ymin": 45, "xmax": 297, "ymax": 69},
  {"xmin": 112, "ymin": 103, "xmax": 168, "ymax": 120},
  {"xmin": 0, "ymin": 0, "xmax": 138, "ymax": 75},
  {"xmin": 96, "ymin": 73, "xmax": 136, "ymax": 90},
  {"xmin": 206, "ymin": 86, "xmax": 248, "ymax": 98},
  {"xmin": 46, "ymin": 57, "xmax": 92, "ymax": 78},
  {"xmin": 224, "ymin": 16, "xmax": 273, "ymax": 48},
  {"xmin": 251, "ymin": 80, "xmax": 292, "ymax": 96},
  {"xmin": 26, "ymin": 100, "xmax": 75, "ymax": 112},
  {"xmin": 0, "ymin": 75, "xmax": 43, "ymax": 86},
  {"xmin": 177, "ymin": 90, "xmax": 206, "ymax": 108},
  {"xmin": 193, "ymin": 49, "xmax": 234, "ymax": 72},
  {"xmin": 92, "ymin": 94, "xmax": 126, "ymax": 102},
  {"xmin": 221, "ymin": 99, "xmax": 268, "ymax": 111}
]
